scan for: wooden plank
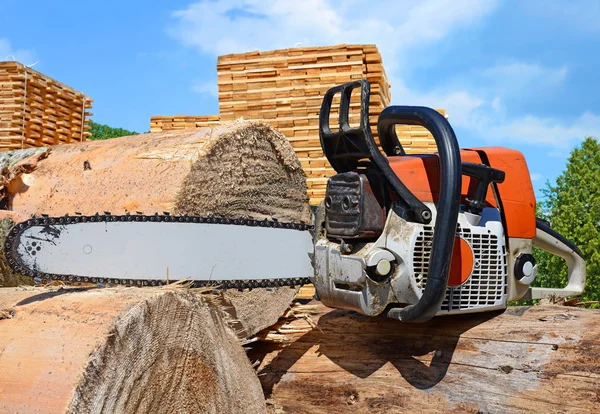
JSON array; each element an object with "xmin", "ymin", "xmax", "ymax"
[{"xmin": 151, "ymin": 44, "xmax": 439, "ymax": 204}]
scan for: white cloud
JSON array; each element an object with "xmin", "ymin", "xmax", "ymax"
[
  {"xmin": 168, "ymin": 0, "xmax": 599, "ymax": 149},
  {"xmin": 482, "ymin": 62, "xmax": 568, "ymax": 85},
  {"xmin": 0, "ymin": 38, "xmax": 35, "ymax": 64},
  {"xmin": 389, "ymin": 78, "xmax": 485, "ymax": 127},
  {"xmin": 191, "ymin": 79, "xmax": 218, "ymax": 96},
  {"xmin": 530, "ymin": 173, "xmax": 542, "ymax": 181},
  {"xmin": 168, "ymin": 0, "xmax": 499, "ymax": 74},
  {"xmin": 523, "ymin": 0, "xmax": 600, "ymax": 35},
  {"xmin": 477, "ymin": 112, "xmax": 600, "ymax": 147},
  {"xmin": 388, "ymin": 76, "xmax": 600, "ymax": 148},
  {"xmin": 480, "ymin": 62, "xmax": 569, "ymax": 94},
  {"xmin": 491, "ymin": 97, "xmax": 503, "ymax": 111}
]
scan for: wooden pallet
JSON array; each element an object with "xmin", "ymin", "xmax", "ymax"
[
  {"xmin": 0, "ymin": 62, "xmax": 92, "ymax": 151},
  {"xmin": 150, "ymin": 44, "xmax": 442, "ymax": 204}
]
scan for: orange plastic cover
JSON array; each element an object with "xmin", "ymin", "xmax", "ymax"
[
  {"xmin": 388, "ymin": 148, "xmax": 536, "ymax": 239},
  {"xmin": 448, "ymin": 237, "xmax": 474, "ymax": 287}
]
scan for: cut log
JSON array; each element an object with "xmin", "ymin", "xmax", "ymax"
[
  {"xmin": 5, "ymin": 123, "xmax": 309, "ymax": 222},
  {"xmin": 0, "ymin": 122, "xmax": 310, "ymax": 336},
  {"xmin": 0, "ymin": 287, "xmax": 266, "ymax": 413},
  {"xmin": 252, "ymin": 301, "xmax": 600, "ymax": 413}
]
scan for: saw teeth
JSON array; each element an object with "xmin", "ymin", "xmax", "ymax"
[{"xmin": 4, "ymin": 213, "xmax": 313, "ymax": 289}]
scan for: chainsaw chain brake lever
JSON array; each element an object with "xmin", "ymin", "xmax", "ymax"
[{"xmin": 318, "ymin": 80, "xmax": 432, "ymax": 224}]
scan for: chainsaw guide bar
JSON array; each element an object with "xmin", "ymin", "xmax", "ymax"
[{"xmin": 4, "ymin": 213, "xmax": 314, "ymax": 290}]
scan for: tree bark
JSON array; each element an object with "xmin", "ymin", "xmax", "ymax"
[
  {"xmin": 252, "ymin": 301, "xmax": 600, "ymax": 413},
  {"xmin": 0, "ymin": 287, "xmax": 266, "ymax": 413}
]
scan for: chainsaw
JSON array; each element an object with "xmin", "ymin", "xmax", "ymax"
[{"xmin": 3, "ymin": 80, "xmax": 586, "ymax": 322}]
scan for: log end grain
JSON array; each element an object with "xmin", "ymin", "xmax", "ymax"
[
  {"xmin": 0, "ymin": 287, "xmax": 266, "ymax": 414},
  {"xmin": 174, "ymin": 121, "xmax": 310, "ymax": 223}
]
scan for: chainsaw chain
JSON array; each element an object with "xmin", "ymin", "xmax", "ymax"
[{"xmin": 4, "ymin": 213, "xmax": 313, "ymax": 290}]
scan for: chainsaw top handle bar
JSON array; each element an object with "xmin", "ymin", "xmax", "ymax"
[{"xmin": 319, "ymin": 80, "xmax": 462, "ymax": 322}]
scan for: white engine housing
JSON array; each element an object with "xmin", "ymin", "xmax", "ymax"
[{"xmin": 314, "ymin": 204, "xmax": 509, "ymax": 317}]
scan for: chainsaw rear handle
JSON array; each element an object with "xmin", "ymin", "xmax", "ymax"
[
  {"xmin": 378, "ymin": 106, "xmax": 462, "ymax": 322},
  {"xmin": 529, "ymin": 219, "xmax": 586, "ymax": 299}
]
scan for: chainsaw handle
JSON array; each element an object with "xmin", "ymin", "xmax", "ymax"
[
  {"xmin": 319, "ymin": 80, "xmax": 375, "ymax": 173},
  {"xmin": 319, "ymin": 80, "xmax": 432, "ymax": 224},
  {"xmin": 529, "ymin": 219, "xmax": 586, "ymax": 299},
  {"xmin": 380, "ymin": 106, "xmax": 462, "ymax": 322}
]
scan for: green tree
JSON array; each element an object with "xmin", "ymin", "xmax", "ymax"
[
  {"xmin": 534, "ymin": 137, "xmax": 600, "ymax": 303},
  {"xmin": 88, "ymin": 121, "xmax": 139, "ymax": 140}
]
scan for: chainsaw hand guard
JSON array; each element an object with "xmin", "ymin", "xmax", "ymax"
[
  {"xmin": 318, "ymin": 80, "xmax": 462, "ymax": 323},
  {"xmin": 319, "ymin": 80, "xmax": 432, "ymax": 224},
  {"xmin": 528, "ymin": 219, "xmax": 586, "ymax": 299}
]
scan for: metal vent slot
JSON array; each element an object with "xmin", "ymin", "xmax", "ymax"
[{"xmin": 412, "ymin": 223, "xmax": 507, "ymax": 312}]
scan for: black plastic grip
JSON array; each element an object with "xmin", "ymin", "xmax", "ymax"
[
  {"xmin": 319, "ymin": 80, "xmax": 375, "ymax": 173},
  {"xmin": 380, "ymin": 106, "xmax": 462, "ymax": 322},
  {"xmin": 461, "ymin": 162, "xmax": 505, "ymax": 214},
  {"xmin": 319, "ymin": 80, "xmax": 432, "ymax": 224}
]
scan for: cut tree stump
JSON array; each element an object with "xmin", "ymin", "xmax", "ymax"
[
  {"xmin": 0, "ymin": 287, "xmax": 266, "ymax": 413},
  {"xmin": 252, "ymin": 301, "xmax": 600, "ymax": 413},
  {"xmin": 0, "ymin": 122, "xmax": 310, "ymax": 337}
]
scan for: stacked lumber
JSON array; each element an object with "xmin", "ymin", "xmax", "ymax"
[
  {"xmin": 0, "ymin": 62, "xmax": 92, "ymax": 151},
  {"xmin": 394, "ymin": 109, "xmax": 446, "ymax": 153},
  {"xmin": 150, "ymin": 44, "xmax": 443, "ymax": 204},
  {"xmin": 149, "ymin": 114, "xmax": 220, "ymax": 132},
  {"xmin": 216, "ymin": 44, "xmax": 389, "ymax": 203}
]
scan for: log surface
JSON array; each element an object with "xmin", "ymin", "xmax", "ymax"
[
  {"xmin": 0, "ymin": 287, "xmax": 266, "ymax": 414},
  {"xmin": 252, "ymin": 301, "xmax": 600, "ymax": 413},
  {"xmin": 0, "ymin": 123, "xmax": 309, "ymax": 337}
]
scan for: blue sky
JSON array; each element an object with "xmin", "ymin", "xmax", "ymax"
[{"xmin": 1, "ymin": 0, "xmax": 599, "ymax": 197}]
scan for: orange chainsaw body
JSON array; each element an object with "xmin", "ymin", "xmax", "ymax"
[{"xmin": 388, "ymin": 147, "xmax": 536, "ymax": 239}]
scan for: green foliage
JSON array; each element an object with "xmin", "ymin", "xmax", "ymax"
[
  {"xmin": 88, "ymin": 121, "xmax": 139, "ymax": 140},
  {"xmin": 534, "ymin": 137, "xmax": 600, "ymax": 304}
]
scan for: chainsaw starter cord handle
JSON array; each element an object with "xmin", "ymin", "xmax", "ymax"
[{"xmin": 379, "ymin": 106, "xmax": 462, "ymax": 322}]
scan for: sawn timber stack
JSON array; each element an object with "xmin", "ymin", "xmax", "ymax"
[
  {"xmin": 150, "ymin": 44, "xmax": 445, "ymax": 204},
  {"xmin": 0, "ymin": 61, "xmax": 92, "ymax": 151}
]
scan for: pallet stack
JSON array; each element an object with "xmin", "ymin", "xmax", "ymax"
[
  {"xmin": 0, "ymin": 62, "xmax": 92, "ymax": 151},
  {"xmin": 151, "ymin": 44, "xmax": 442, "ymax": 204}
]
